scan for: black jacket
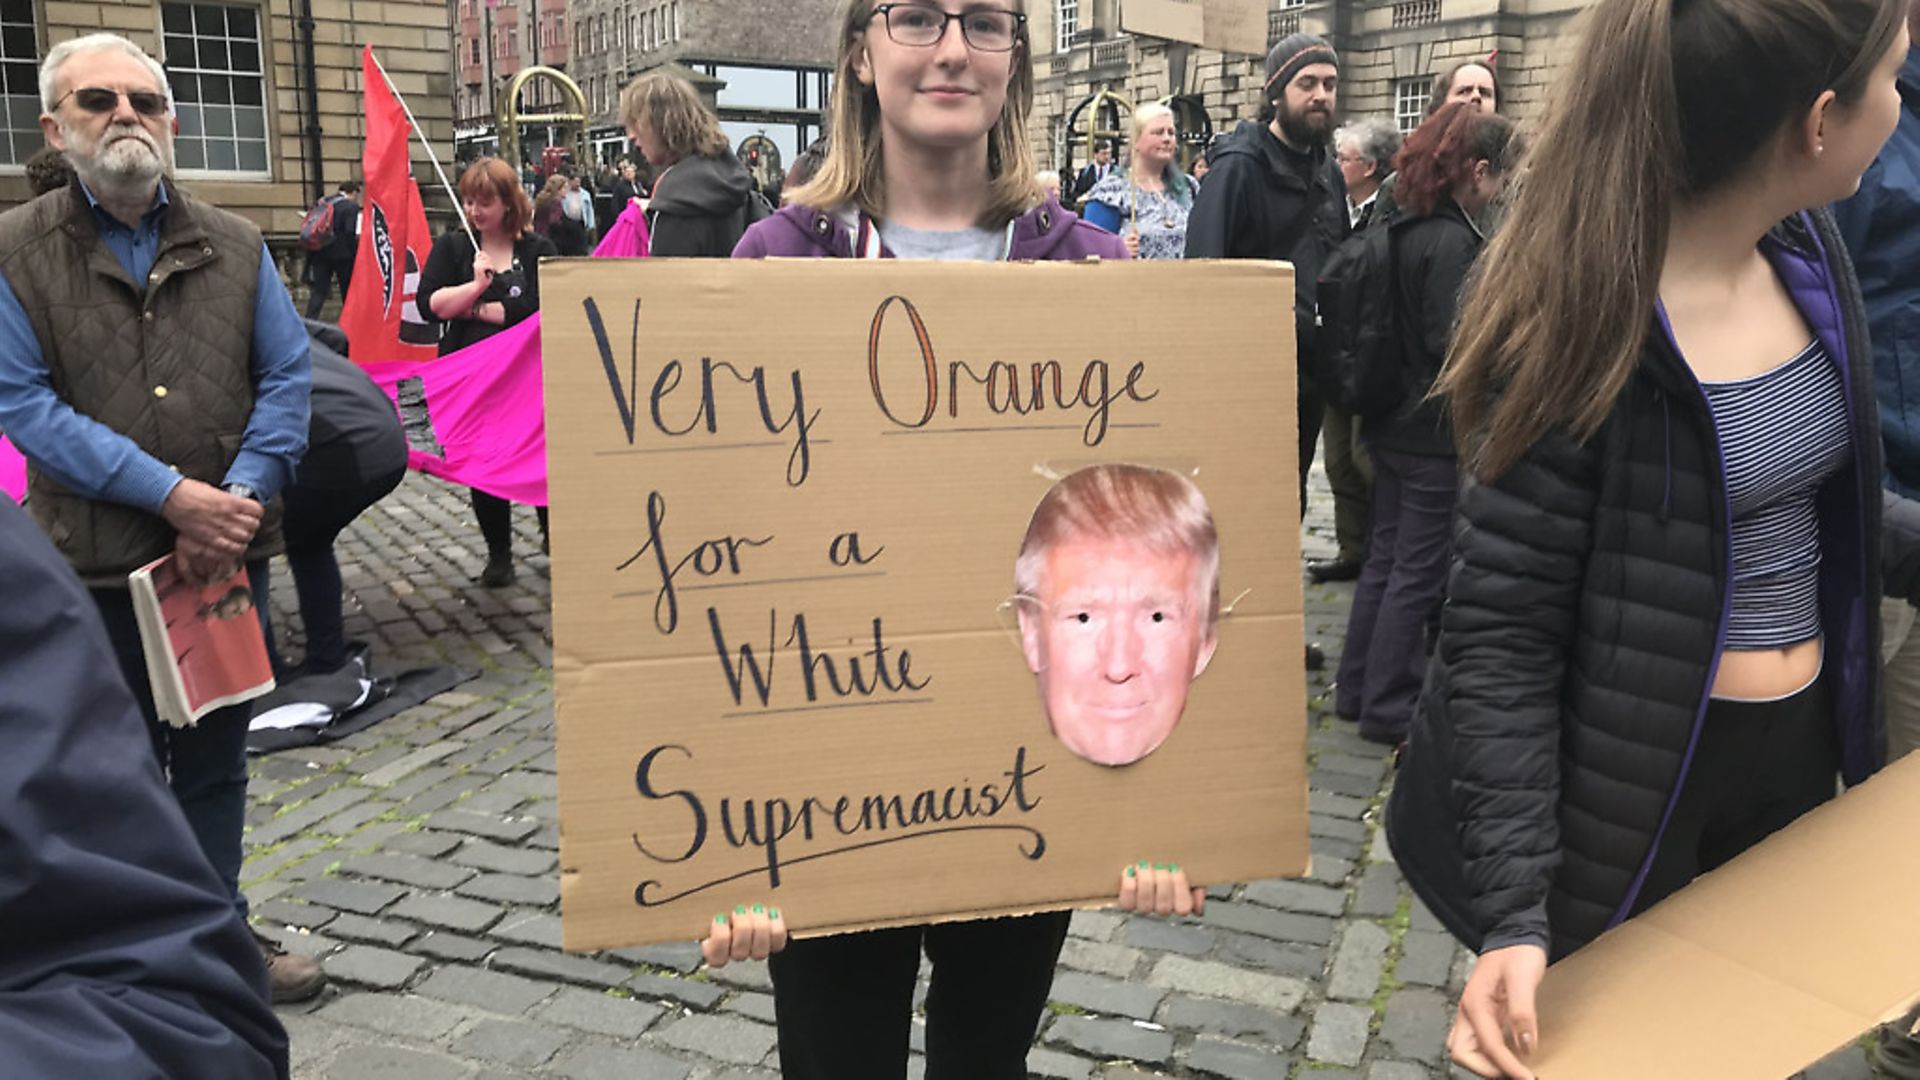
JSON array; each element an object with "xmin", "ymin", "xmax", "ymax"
[
  {"xmin": 1365, "ymin": 200, "xmax": 1480, "ymax": 457},
  {"xmin": 0, "ymin": 496, "xmax": 289, "ymax": 1078},
  {"xmin": 1185, "ymin": 120, "xmax": 1347, "ymax": 372},
  {"xmin": 416, "ymin": 231, "xmax": 558, "ymax": 356},
  {"xmin": 1386, "ymin": 209, "xmax": 1920, "ymax": 960},
  {"xmin": 298, "ymin": 321, "xmax": 409, "ymax": 491},
  {"xmin": 647, "ymin": 152, "xmax": 757, "ymax": 258}
]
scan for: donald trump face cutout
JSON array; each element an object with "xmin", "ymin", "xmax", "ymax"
[{"xmin": 1015, "ymin": 465, "xmax": 1220, "ymax": 766}]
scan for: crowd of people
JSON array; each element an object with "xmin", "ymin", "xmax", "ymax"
[{"xmin": 7, "ymin": 0, "xmax": 1920, "ymax": 1076}]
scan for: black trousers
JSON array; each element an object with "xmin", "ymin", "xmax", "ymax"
[
  {"xmin": 281, "ymin": 464, "xmax": 406, "ymax": 672},
  {"xmin": 1298, "ymin": 378, "xmax": 1324, "ymax": 518},
  {"xmin": 304, "ymin": 257, "xmax": 351, "ymax": 318},
  {"xmin": 1335, "ymin": 449, "xmax": 1458, "ymax": 740},
  {"xmin": 471, "ymin": 488, "xmax": 548, "ymax": 562},
  {"xmin": 1630, "ymin": 675, "xmax": 1839, "ymax": 916},
  {"xmin": 769, "ymin": 911, "xmax": 1070, "ymax": 1080}
]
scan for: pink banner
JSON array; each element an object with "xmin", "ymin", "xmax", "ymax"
[
  {"xmin": 362, "ymin": 315, "xmax": 549, "ymax": 506},
  {"xmin": 0, "ymin": 435, "xmax": 23, "ymax": 503},
  {"xmin": 594, "ymin": 200, "xmax": 651, "ymax": 258},
  {"xmin": 351, "ymin": 206, "xmax": 648, "ymax": 508}
]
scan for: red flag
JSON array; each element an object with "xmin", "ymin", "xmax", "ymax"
[{"xmin": 340, "ymin": 46, "xmax": 439, "ymax": 364}]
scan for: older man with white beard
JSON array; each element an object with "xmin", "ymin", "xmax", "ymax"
[{"xmin": 0, "ymin": 33, "xmax": 321, "ymax": 1005}]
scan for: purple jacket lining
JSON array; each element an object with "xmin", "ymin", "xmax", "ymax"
[{"xmin": 1605, "ymin": 210, "xmax": 1873, "ymax": 931}]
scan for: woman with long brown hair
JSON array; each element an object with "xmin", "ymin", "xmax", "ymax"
[
  {"xmin": 1384, "ymin": 0, "xmax": 1920, "ymax": 1076},
  {"xmin": 1334, "ymin": 103, "xmax": 1518, "ymax": 746},
  {"xmin": 417, "ymin": 157, "xmax": 559, "ymax": 587}
]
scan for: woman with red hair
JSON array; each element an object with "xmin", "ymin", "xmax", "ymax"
[
  {"xmin": 1336, "ymin": 102, "xmax": 1519, "ymax": 745},
  {"xmin": 418, "ymin": 157, "xmax": 559, "ymax": 587}
]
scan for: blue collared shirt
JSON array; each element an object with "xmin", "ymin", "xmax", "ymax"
[{"xmin": 0, "ymin": 182, "xmax": 310, "ymax": 512}]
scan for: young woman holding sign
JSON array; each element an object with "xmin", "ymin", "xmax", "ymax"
[
  {"xmin": 1382, "ymin": 0, "xmax": 1920, "ymax": 1076},
  {"xmin": 720, "ymin": 1, "xmax": 1182, "ymax": 1076}
]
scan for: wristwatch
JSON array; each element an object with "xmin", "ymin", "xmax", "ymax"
[{"xmin": 223, "ymin": 482, "xmax": 263, "ymax": 504}]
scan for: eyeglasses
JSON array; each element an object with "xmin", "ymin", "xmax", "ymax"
[
  {"xmin": 868, "ymin": 4, "xmax": 1026, "ymax": 52},
  {"xmin": 55, "ymin": 86, "xmax": 170, "ymax": 117}
]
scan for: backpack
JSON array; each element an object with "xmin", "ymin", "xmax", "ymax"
[
  {"xmin": 300, "ymin": 195, "xmax": 342, "ymax": 252},
  {"xmin": 744, "ymin": 189, "xmax": 774, "ymax": 226},
  {"xmin": 1315, "ymin": 215, "xmax": 1408, "ymax": 419}
]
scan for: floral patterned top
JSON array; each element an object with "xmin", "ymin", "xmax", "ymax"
[{"xmin": 1084, "ymin": 168, "xmax": 1197, "ymax": 260}]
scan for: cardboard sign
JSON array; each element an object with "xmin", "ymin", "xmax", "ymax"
[
  {"xmin": 1121, "ymin": 0, "xmax": 1207, "ymax": 45},
  {"xmin": 542, "ymin": 259, "xmax": 1307, "ymax": 951},
  {"xmin": 1120, "ymin": 0, "xmax": 1267, "ymax": 54},
  {"xmin": 1533, "ymin": 752, "xmax": 1920, "ymax": 1078}
]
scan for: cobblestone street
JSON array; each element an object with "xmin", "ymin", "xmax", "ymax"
[{"xmin": 247, "ymin": 467, "xmax": 1873, "ymax": 1079}]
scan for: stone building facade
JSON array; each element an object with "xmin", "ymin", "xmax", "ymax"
[
  {"xmin": 455, "ymin": 0, "xmax": 837, "ymax": 179},
  {"xmin": 567, "ymin": 0, "xmax": 838, "ymax": 173},
  {"xmin": 0, "ymin": 0, "xmax": 456, "ymax": 240},
  {"xmin": 1029, "ymin": 0, "xmax": 1595, "ymax": 174}
]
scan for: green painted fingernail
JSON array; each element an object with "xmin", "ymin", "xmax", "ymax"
[
  {"xmin": 1125, "ymin": 866, "xmax": 1136, "ymax": 878},
  {"xmin": 735, "ymin": 905, "xmax": 747, "ymax": 915},
  {"xmin": 753, "ymin": 904, "xmax": 765, "ymax": 914},
  {"xmin": 1154, "ymin": 862, "xmax": 1168, "ymax": 871},
  {"xmin": 1170, "ymin": 863, "xmax": 1181, "ymax": 873},
  {"xmin": 769, "ymin": 908, "xmax": 780, "ymax": 919},
  {"xmin": 1138, "ymin": 859, "xmax": 1151, "ymax": 869},
  {"xmin": 715, "ymin": 914, "xmax": 727, "ymax": 925}
]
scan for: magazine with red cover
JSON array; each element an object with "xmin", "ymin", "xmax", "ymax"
[{"xmin": 129, "ymin": 555, "xmax": 276, "ymax": 727}]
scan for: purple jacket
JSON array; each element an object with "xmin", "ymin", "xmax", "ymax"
[{"xmin": 733, "ymin": 197, "xmax": 1131, "ymax": 261}]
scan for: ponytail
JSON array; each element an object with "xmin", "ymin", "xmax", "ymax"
[
  {"xmin": 1436, "ymin": 0, "xmax": 1681, "ymax": 480},
  {"xmin": 1438, "ymin": 0, "xmax": 1903, "ymax": 480}
]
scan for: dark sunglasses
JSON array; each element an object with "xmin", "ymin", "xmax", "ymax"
[{"xmin": 56, "ymin": 86, "xmax": 169, "ymax": 117}]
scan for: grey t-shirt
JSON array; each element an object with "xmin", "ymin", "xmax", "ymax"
[{"xmin": 878, "ymin": 220, "xmax": 1006, "ymax": 261}]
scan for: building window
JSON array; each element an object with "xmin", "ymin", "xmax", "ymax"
[
  {"xmin": 163, "ymin": 2, "xmax": 269, "ymax": 176},
  {"xmin": 1393, "ymin": 76, "xmax": 1430, "ymax": 133},
  {"xmin": 1392, "ymin": 0, "xmax": 1442, "ymax": 28},
  {"xmin": 670, "ymin": 1, "xmax": 679, "ymax": 41},
  {"xmin": 1268, "ymin": 2, "xmax": 1303, "ymax": 45},
  {"xmin": 1, "ymin": 0, "xmax": 39, "ymax": 167},
  {"xmin": 470, "ymin": 38, "xmax": 479, "ymax": 65},
  {"xmin": 1056, "ymin": 0, "xmax": 1077, "ymax": 52}
]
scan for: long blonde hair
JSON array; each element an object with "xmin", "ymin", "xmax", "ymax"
[{"xmin": 785, "ymin": 0, "xmax": 1045, "ymax": 225}]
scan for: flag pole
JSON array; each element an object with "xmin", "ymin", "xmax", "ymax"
[{"xmin": 367, "ymin": 47, "xmax": 478, "ymax": 250}]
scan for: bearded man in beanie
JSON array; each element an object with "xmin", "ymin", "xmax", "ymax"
[{"xmin": 1186, "ymin": 33, "xmax": 1347, "ymax": 519}]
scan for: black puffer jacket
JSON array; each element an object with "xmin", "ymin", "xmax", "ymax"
[{"xmin": 1386, "ymin": 208, "xmax": 1920, "ymax": 961}]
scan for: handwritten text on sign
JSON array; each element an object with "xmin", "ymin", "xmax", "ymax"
[{"xmin": 545, "ymin": 259, "xmax": 1306, "ymax": 951}]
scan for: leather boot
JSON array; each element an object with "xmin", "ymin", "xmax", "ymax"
[{"xmin": 255, "ymin": 930, "xmax": 327, "ymax": 1004}]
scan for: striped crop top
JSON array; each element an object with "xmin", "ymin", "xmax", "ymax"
[{"xmin": 1699, "ymin": 341, "xmax": 1851, "ymax": 651}]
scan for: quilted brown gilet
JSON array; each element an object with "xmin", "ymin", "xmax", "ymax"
[{"xmin": 0, "ymin": 181, "xmax": 284, "ymax": 583}]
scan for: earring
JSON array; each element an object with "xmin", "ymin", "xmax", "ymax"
[{"xmin": 1817, "ymin": 143, "xmax": 1826, "ymax": 156}]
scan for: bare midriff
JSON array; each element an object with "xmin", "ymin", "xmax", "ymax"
[{"xmin": 1711, "ymin": 638, "xmax": 1823, "ymax": 701}]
